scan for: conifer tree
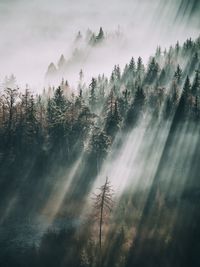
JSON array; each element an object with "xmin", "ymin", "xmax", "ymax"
[
  {"xmin": 105, "ymin": 100, "xmax": 121, "ymax": 138},
  {"xmin": 89, "ymin": 129, "xmax": 111, "ymax": 173},
  {"xmin": 145, "ymin": 57, "xmax": 159, "ymax": 84},
  {"xmin": 93, "ymin": 177, "xmax": 114, "ymax": 249},
  {"xmin": 89, "ymin": 78, "xmax": 97, "ymax": 111},
  {"xmin": 192, "ymin": 71, "xmax": 200, "ymax": 96},
  {"xmin": 129, "ymin": 57, "xmax": 136, "ymax": 75},
  {"xmin": 96, "ymin": 27, "xmax": 104, "ymax": 42},
  {"xmin": 174, "ymin": 65, "xmax": 183, "ymax": 85},
  {"xmin": 126, "ymin": 86, "xmax": 145, "ymax": 128},
  {"xmin": 176, "ymin": 76, "xmax": 191, "ymax": 118},
  {"xmin": 58, "ymin": 54, "xmax": 66, "ymax": 69},
  {"xmin": 3, "ymin": 87, "xmax": 18, "ymax": 147}
]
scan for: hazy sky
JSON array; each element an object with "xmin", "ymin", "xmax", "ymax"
[{"xmin": 0, "ymin": 0, "xmax": 199, "ymax": 90}]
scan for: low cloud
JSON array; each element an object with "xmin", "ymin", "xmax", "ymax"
[{"xmin": 0, "ymin": 0, "xmax": 199, "ymax": 90}]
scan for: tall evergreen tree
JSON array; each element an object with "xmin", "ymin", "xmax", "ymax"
[
  {"xmin": 145, "ymin": 57, "xmax": 159, "ymax": 84},
  {"xmin": 129, "ymin": 57, "xmax": 136, "ymax": 76},
  {"xmin": 96, "ymin": 27, "xmax": 104, "ymax": 42},
  {"xmin": 174, "ymin": 65, "xmax": 183, "ymax": 85},
  {"xmin": 126, "ymin": 87, "xmax": 145, "ymax": 128},
  {"xmin": 105, "ymin": 100, "xmax": 121, "ymax": 138},
  {"xmin": 192, "ymin": 71, "xmax": 200, "ymax": 96},
  {"xmin": 89, "ymin": 78, "xmax": 97, "ymax": 111}
]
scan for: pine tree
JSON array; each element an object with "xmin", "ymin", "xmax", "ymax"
[
  {"xmin": 24, "ymin": 94, "xmax": 39, "ymax": 150},
  {"xmin": 58, "ymin": 54, "xmax": 66, "ymax": 69},
  {"xmin": 155, "ymin": 46, "xmax": 161, "ymax": 61},
  {"xmin": 174, "ymin": 65, "xmax": 183, "ymax": 84},
  {"xmin": 129, "ymin": 57, "xmax": 136, "ymax": 75},
  {"xmin": 89, "ymin": 129, "xmax": 111, "ymax": 173},
  {"xmin": 176, "ymin": 76, "xmax": 191, "ymax": 118},
  {"xmin": 89, "ymin": 78, "xmax": 97, "ymax": 111},
  {"xmin": 126, "ymin": 87, "xmax": 145, "ymax": 128},
  {"xmin": 192, "ymin": 71, "xmax": 200, "ymax": 96},
  {"xmin": 135, "ymin": 57, "xmax": 145, "ymax": 84},
  {"xmin": 188, "ymin": 52, "xmax": 199, "ymax": 74},
  {"xmin": 105, "ymin": 100, "xmax": 121, "ymax": 138},
  {"xmin": 96, "ymin": 27, "xmax": 104, "ymax": 42},
  {"xmin": 93, "ymin": 177, "xmax": 114, "ymax": 250},
  {"xmin": 47, "ymin": 87, "xmax": 68, "ymax": 156},
  {"xmin": 137, "ymin": 57, "xmax": 145, "ymax": 75},
  {"xmin": 115, "ymin": 65, "xmax": 121, "ymax": 81},
  {"xmin": 89, "ymin": 33, "xmax": 96, "ymax": 46},
  {"xmin": 121, "ymin": 64, "xmax": 129, "ymax": 81},
  {"xmin": 46, "ymin": 62, "xmax": 57, "ymax": 76},
  {"xmin": 3, "ymin": 87, "xmax": 19, "ymax": 147},
  {"xmin": 171, "ymin": 81, "xmax": 179, "ymax": 107},
  {"xmin": 159, "ymin": 68, "xmax": 167, "ymax": 86},
  {"xmin": 183, "ymin": 75, "xmax": 191, "ymax": 97},
  {"xmin": 145, "ymin": 57, "xmax": 159, "ymax": 84}
]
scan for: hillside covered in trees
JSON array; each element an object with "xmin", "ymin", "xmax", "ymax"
[
  {"xmin": 0, "ymin": 35, "xmax": 200, "ymax": 267},
  {"xmin": 45, "ymin": 27, "xmax": 123, "ymax": 84}
]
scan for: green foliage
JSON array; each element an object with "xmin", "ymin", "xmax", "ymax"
[{"xmin": 126, "ymin": 87, "xmax": 145, "ymax": 128}]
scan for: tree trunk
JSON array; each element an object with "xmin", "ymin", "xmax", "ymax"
[{"xmin": 99, "ymin": 177, "xmax": 108, "ymax": 249}]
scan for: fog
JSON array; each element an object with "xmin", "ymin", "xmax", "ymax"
[
  {"xmin": 0, "ymin": 0, "xmax": 199, "ymax": 90},
  {"xmin": 0, "ymin": 3, "xmax": 200, "ymax": 264}
]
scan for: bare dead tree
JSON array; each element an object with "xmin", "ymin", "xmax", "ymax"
[{"xmin": 93, "ymin": 177, "xmax": 114, "ymax": 250}]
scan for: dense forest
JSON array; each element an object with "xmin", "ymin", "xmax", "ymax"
[{"xmin": 0, "ymin": 35, "xmax": 200, "ymax": 267}]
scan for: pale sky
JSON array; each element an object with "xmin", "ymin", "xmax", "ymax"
[{"xmin": 0, "ymin": 0, "xmax": 199, "ymax": 90}]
